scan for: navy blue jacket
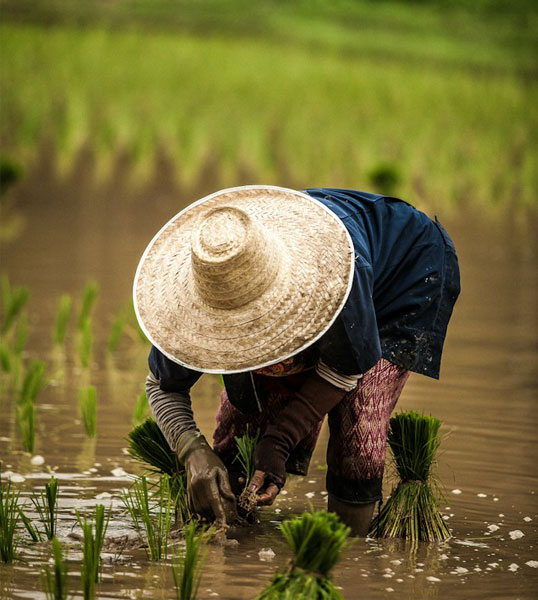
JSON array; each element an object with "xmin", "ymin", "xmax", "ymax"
[{"xmin": 149, "ymin": 189, "xmax": 460, "ymax": 411}]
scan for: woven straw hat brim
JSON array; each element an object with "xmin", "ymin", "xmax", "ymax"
[{"xmin": 133, "ymin": 185, "xmax": 354, "ymax": 373}]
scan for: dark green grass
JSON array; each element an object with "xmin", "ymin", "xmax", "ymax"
[
  {"xmin": 76, "ymin": 504, "xmax": 110, "ymax": 600},
  {"xmin": 172, "ymin": 520, "xmax": 212, "ymax": 600},
  {"xmin": 257, "ymin": 510, "xmax": 351, "ymax": 599}
]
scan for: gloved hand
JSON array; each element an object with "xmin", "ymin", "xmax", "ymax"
[
  {"xmin": 177, "ymin": 430, "xmax": 237, "ymax": 526},
  {"xmin": 251, "ymin": 371, "xmax": 347, "ymax": 505}
]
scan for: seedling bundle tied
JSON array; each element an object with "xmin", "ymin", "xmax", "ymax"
[
  {"xmin": 369, "ymin": 411, "xmax": 451, "ymax": 543},
  {"xmin": 257, "ymin": 511, "xmax": 350, "ymax": 600}
]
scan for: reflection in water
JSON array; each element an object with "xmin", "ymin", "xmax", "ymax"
[{"xmin": 1, "ymin": 168, "xmax": 537, "ymax": 599}]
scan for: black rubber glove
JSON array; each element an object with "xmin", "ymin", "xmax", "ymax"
[
  {"xmin": 178, "ymin": 430, "xmax": 237, "ymax": 526},
  {"xmin": 252, "ymin": 371, "xmax": 346, "ymax": 496}
]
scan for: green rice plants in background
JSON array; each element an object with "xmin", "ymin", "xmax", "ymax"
[
  {"xmin": 106, "ymin": 311, "xmax": 126, "ymax": 354},
  {"xmin": 31, "ymin": 475, "xmax": 59, "ymax": 541},
  {"xmin": 0, "ymin": 275, "xmax": 29, "ymax": 336},
  {"xmin": 0, "ymin": 343, "xmax": 10, "ymax": 373},
  {"xmin": 41, "ymin": 537, "xmax": 69, "ymax": 600},
  {"xmin": 77, "ymin": 282, "xmax": 98, "ymax": 331},
  {"xmin": 13, "ymin": 310, "xmax": 28, "ymax": 355},
  {"xmin": 257, "ymin": 510, "xmax": 351, "ymax": 599},
  {"xmin": 132, "ymin": 391, "xmax": 149, "ymax": 427},
  {"xmin": 16, "ymin": 399, "xmax": 35, "ymax": 453},
  {"xmin": 78, "ymin": 386, "xmax": 97, "ymax": 437},
  {"xmin": 53, "ymin": 294, "xmax": 72, "ymax": 346},
  {"xmin": 172, "ymin": 520, "xmax": 212, "ymax": 600},
  {"xmin": 76, "ymin": 504, "xmax": 110, "ymax": 600},
  {"xmin": 77, "ymin": 317, "xmax": 93, "ymax": 369},
  {"xmin": 369, "ymin": 411, "xmax": 451, "ymax": 544},
  {"xmin": 0, "ymin": 478, "xmax": 21, "ymax": 563},
  {"xmin": 19, "ymin": 359, "xmax": 46, "ymax": 405},
  {"xmin": 122, "ymin": 475, "xmax": 173, "ymax": 561}
]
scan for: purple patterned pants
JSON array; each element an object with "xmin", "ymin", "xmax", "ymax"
[{"xmin": 213, "ymin": 358, "xmax": 409, "ymax": 504}]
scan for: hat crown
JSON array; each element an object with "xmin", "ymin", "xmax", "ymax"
[{"xmin": 190, "ymin": 206, "xmax": 281, "ymax": 309}]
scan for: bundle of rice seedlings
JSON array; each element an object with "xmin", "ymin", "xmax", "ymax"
[
  {"xmin": 257, "ymin": 511, "xmax": 350, "ymax": 600},
  {"xmin": 127, "ymin": 418, "xmax": 190, "ymax": 519},
  {"xmin": 41, "ymin": 537, "xmax": 69, "ymax": 600},
  {"xmin": 369, "ymin": 411, "xmax": 451, "ymax": 543},
  {"xmin": 233, "ymin": 427, "xmax": 259, "ymax": 515}
]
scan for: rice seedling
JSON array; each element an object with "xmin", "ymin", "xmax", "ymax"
[
  {"xmin": 41, "ymin": 537, "xmax": 69, "ymax": 600},
  {"xmin": 0, "ymin": 343, "xmax": 10, "ymax": 373},
  {"xmin": 257, "ymin": 510, "xmax": 350, "ymax": 599},
  {"xmin": 13, "ymin": 310, "xmax": 28, "ymax": 355},
  {"xmin": 18, "ymin": 506, "xmax": 42, "ymax": 542},
  {"xmin": 53, "ymin": 294, "xmax": 72, "ymax": 346},
  {"xmin": 77, "ymin": 282, "xmax": 98, "ymax": 331},
  {"xmin": 369, "ymin": 411, "xmax": 451, "ymax": 544},
  {"xmin": 76, "ymin": 504, "xmax": 110, "ymax": 600},
  {"xmin": 0, "ymin": 276, "xmax": 29, "ymax": 335},
  {"xmin": 172, "ymin": 521, "xmax": 212, "ymax": 600},
  {"xmin": 0, "ymin": 478, "xmax": 20, "ymax": 563},
  {"xmin": 16, "ymin": 400, "xmax": 35, "ymax": 453},
  {"xmin": 77, "ymin": 317, "xmax": 93, "ymax": 369},
  {"xmin": 132, "ymin": 391, "xmax": 149, "ymax": 427},
  {"xmin": 127, "ymin": 417, "xmax": 181, "ymax": 477},
  {"xmin": 78, "ymin": 386, "xmax": 97, "ymax": 438},
  {"xmin": 122, "ymin": 475, "xmax": 173, "ymax": 561},
  {"xmin": 233, "ymin": 427, "xmax": 259, "ymax": 515},
  {"xmin": 31, "ymin": 475, "xmax": 59, "ymax": 540},
  {"xmin": 106, "ymin": 311, "xmax": 126, "ymax": 354},
  {"xmin": 19, "ymin": 359, "xmax": 46, "ymax": 405}
]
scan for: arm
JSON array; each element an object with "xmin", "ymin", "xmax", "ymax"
[{"xmin": 146, "ymin": 348, "xmax": 237, "ymax": 525}]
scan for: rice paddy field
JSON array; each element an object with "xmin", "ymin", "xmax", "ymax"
[{"xmin": 1, "ymin": 1, "xmax": 538, "ymax": 598}]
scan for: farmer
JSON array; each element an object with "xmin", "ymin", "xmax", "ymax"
[{"xmin": 134, "ymin": 186, "xmax": 460, "ymax": 535}]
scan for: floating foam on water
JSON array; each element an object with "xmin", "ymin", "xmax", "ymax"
[
  {"xmin": 30, "ymin": 455, "xmax": 45, "ymax": 466},
  {"xmin": 451, "ymin": 489, "xmax": 462, "ymax": 495},
  {"xmin": 111, "ymin": 467, "xmax": 128, "ymax": 477},
  {"xmin": 305, "ymin": 492, "xmax": 315, "ymax": 498},
  {"xmin": 96, "ymin": 492, "xmax": 112, "ymax": 499},
  {"xmin": 508, "ymin": 530, "xmax": 524, "ymax": 540},
  {"xmin": 487, "ymin": 524, "xmax": 500, "ymax": 532},
  {"xmin": 427, "ymin": 576, "xmax": 441, "ymax": 582},
  {"xmin": 508, "ymin": 563, "xmax": 519, "ymax": 572},
  {"xmin": 258, "ymin": 548, "xmax": 275, "ymax": 560},
  {"xmin": 477, "ymin": 493, "xmax": 487, "ymax": 498},
  {"xmin": 525, "ymin": 561, "xmax": 538, "ymax": 568},
  {"xmin": 452, "ymin": 567, "xmax": 469, "ymax": 574},
  {"xmin": 523, "ymin": 516, "xmax": 532, "ymax": 522}
]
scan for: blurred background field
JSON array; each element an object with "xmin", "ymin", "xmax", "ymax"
[{"xmin": 1, "ymin": 0, "xmax": 537, "ymax": 211}]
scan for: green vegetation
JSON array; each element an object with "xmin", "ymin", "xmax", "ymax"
[
  {"xmin": 172, "ymin": 521, "xmax": 211, "ymax": 600},
  {"xmin": 77, "ymin": 318, "xmax": 93, "ymax": 369},
  {"xmin": 234, "ymin": 427, "xmax": 260, "ymax": 514},
  {"xmin": 257, "ymin": 510, "xmax": 350, "ymax": 599},
  {"xmin": 16, "ymin": 359, "xmax": 46, "ymax": 453},
  {"xmin": 1, "ymin": 276, "xmax": 29, "ymax": 336},
  {"xmin": 132, "ymin": 391, "xmax": 149, "ymax": 427},
  {"xmin": 76, "ymin": 504, "xmax": 110, "ymax": 600},
  {"xmin": 0, "ymin": 478, "xmax": 20, "ymax": 563},
  {"xmin": 79, "ymin": 386, "xmax": 97, "ymax": 437},
  {"xmin": 18, "ymin": 506, "xmax": 42, "ymax": 541},
  {"xmin": 31, "ymin": 475, "xmax": 60, "ymax": 541},
  {"xmin": 369, "ymin": 411, "xmax": 451, "ymax": 543},
  {"xmin": 127, "ymin": 417, "xmax": 181, "ymax": 476},
  {"xmin": 41, "ymin": 537, "xmax": 69, "ymax": 600},
  {"xmin": 77, "ymin": 282, "xmax": 98, "ymax": 330},
  {"xmin": 122, "ymin": 475, "xmax": 174, "ymax": 561},
  {"xmin": 1, "ymin": 1, "xmax": 536, "ymax": 209},
  {"xmin": 53, "ymin": 295, "xmax": 72, "ymax": 346}
]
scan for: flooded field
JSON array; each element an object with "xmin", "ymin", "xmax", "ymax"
[{"xmin": 1, "ymin": 167, "xmax": 537, "ymax": 599}]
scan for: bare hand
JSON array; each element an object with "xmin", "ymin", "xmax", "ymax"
[{"xmin": 248, "ymin": 470, "xmax": 280, "ymax": 506}]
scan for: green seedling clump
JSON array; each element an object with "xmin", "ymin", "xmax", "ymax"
[
  {"xmin": 1, "ymin": 275, "xmax": 29, "ymax": 336},
  {"xmin": 257, "ymin": 510, "xmax": 350, "ymax": 599},
  {"xmin": 0, "ymin": 478, "xmax": 21, "ymax": 563},
  {"xmin": 16, "ymin": 359, "xmax": 46, "ymax": 453},
  {"xmin": 172, "ymin": 520, "xmax": 212, "ymax": 600},
  {"xmin": 53, "ymin": 294, "xmax": 72, "ymax": 346},
  {"xmin": 132, "ymin": 391, "xmax": 149, "ymax": 427},
  {"xmin": 77, "ymin": 282, "xmax": 98, "ymax": 330},
  {"xmin": 41, "ymin": 537, "xmax": 69, "ymax": 600},
  {"xmin": 369, "ymin": 411, "xmax": 451, "ymax": 544},
  {"xmin": 31, "ymin": 475, "xmax": 60, "ymax": 540},
  {"xmin": 79, "ymin": 385, "xmax": 97, "ymax": 437},
  {"xmin": 233, "ymin": 427, "xmax": 259, "ymax": 515},
  {"xmin": 122, "ymin": 475, "xmax": 174, "ymax": 561},
  {"xmin": 76, "ymin": 504, "xmax": 110, "ymax": 600},
  {"xmin": 77, "ymin": 317, "xmax": 93, "ymax": 369}
]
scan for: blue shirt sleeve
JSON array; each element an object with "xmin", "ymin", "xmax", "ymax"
[{"xmin": 148, "ymin": 346, "xmax": 202, "ymax": 393}]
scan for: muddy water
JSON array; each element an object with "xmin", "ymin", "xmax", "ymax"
[{"xmin": 1, "ymin": 167, "xmax": 537, "ymax": 599}]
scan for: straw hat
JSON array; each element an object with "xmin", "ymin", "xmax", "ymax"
[{"xmin": 133, "ymin": 185, "xmax": 354, "ymax": 373}]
